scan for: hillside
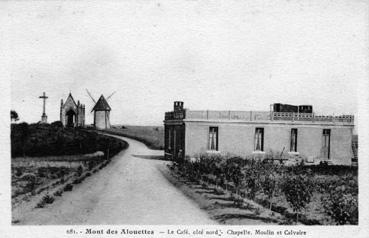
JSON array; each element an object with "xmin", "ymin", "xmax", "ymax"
[
  {"xmin": 11, "ymin": 122, "xmax": 127, "ymax": 158},
  {"xmin": 105, "ymin": 125, "xmax": 164, "ymax": 150}
]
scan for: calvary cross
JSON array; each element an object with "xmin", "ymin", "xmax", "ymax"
[{"xmin": 39, "ymin": 92, "xmax": 48, "ymax": 123}]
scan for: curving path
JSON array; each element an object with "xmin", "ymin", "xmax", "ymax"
[{"xmin": 18, "ymin": 135, "xmax": 216, "ymax": 225}]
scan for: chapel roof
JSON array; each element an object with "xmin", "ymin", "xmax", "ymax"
[{"xmin": 64, "ymin": 93, "xmax": 77, "ymax": 107}]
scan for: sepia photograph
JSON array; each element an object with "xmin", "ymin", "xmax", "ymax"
[{"xmin": 1, "ymin": 0, "xmax": 369, "ymax": 237}]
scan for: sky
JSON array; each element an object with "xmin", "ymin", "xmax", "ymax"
[{"xmin": 3, "ymin": 0, "xmax": 368, "ymax": 126}]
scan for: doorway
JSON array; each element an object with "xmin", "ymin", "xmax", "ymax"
[
  {"xmin": 66, "ymin": 110, "xmax": 76, "ymax": 127},
  {"xmin": 322, "ymin": 129, "xmax": 331, "ymax": 159}
]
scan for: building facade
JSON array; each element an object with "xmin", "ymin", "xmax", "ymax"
[
  {"xmin": 60, "ymin": 93, "xmax": 85, "ymax": 127},
  {"xmin": 164, "ymin": 101, "xmax": 355, "ymax": 165}
]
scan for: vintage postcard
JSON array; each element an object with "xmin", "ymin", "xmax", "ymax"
[{"xmin": 1, "ymin": 0, "xmax": 368, "ymax": 237}]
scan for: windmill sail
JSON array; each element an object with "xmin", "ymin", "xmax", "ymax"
[
  {"xmin": 86, "ymin": 89, "xmax": 96, "ymax": 104},
  {"xmin": 106, "ymin": 91, "xmax": 116, "ymax": 100}
]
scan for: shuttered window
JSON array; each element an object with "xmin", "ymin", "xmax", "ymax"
[
  {"xmin": 290, "ymin": 128, "xmax": 298, "ymax": 152},
  {"xmin": 208, "ymin": 127, "xmax": 218, "ymax": 151},
  {"xmin": 254, "ymin": 128, "xmax": 264, "ymax": 151}
]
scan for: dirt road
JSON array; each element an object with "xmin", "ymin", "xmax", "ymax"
[{"xmin": 18, "ymin": 136, "xmax": 216, "ymax": 225}]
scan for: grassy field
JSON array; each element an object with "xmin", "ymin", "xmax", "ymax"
[{"xmin": 105, "ymin": 125, "xmax": 164, "ymax": 150}]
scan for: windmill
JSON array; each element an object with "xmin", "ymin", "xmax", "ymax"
[{"xmin": 86, "ymin": 89, "xmax": 116, "ymax": 129}]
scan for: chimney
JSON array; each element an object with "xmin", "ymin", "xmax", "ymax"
[{"xmin": 174, "ymin": 101, "xmax": 184, "ymax": 111}]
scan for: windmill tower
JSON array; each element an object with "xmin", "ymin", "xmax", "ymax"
[{"xmin": 86, "ymin": 89, "xmax": 116, "ymax": 130}]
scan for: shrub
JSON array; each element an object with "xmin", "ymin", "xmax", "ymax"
[
  {"xmin": 20, "ymin": 173, "xmax": 37, "ymax": 192},
  {"xmin": 281, "ymin": 174, "xmax": 313, "ymax": 222},
  {"xmin": 42, "ymin": 194, "xmax": 55, "ymax": 204},
  {"xmin": 56, "ymin": 168, "xmax": 67, "ymax": 178},
  {"xmin": 35, "ymin": 200, "xmax": 45, "ymax": 208},
  {"xmin": 15, "ymin": 167, "xmax": 24, "ymax": 177},
  {"xmin": 72, "ymin": 178, "xmax": 81, "ymax": 184},
  {"xmin": 19, "ymin": 173, "xmax": 36, "ymax": 182},
  {"xmin": 260, "ymin": 172, "xmax": 278, "ymax": 210},
  {"xmin": 36, "ymin": 194, "xmax": 54, "ymax": 208},
  {"xmin": 51, "ymin": 121, "xmax": 63, "ymax": 128},
  {"xmin": 63, "ymin": 183, "xmax": 73, "ymax": 191},
  {"xmin": 244, "ymin": 167, "xmax": 259, "ymax": 200},
  {"xmin": 86, "ymin": 172, "xmax": 91, "ymax": 177},
  {"xmin": 322, "ymin": 186, "xmax": 358, "ymax": 225},
  {"xmin": 76, "ymin": 165, "xmax": 83, "ymax": 177},
  {"xmin": 37, "ymin": 168, "xmax": 47, "ymax": 178},
  {"xmin": 87, "ymin": 161, "xmax": 95, "ymax": 170},
  {"xmin": 54, "ymin": 190, "xmax": 63, "ymax": 196}
]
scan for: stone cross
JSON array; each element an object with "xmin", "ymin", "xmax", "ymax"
[{"xmin": 39, "ymin": 92, "xmax": 48, "ymax": 123}]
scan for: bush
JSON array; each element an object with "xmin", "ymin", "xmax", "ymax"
[
  {"xmin": 51, "ymin": 121, "xmax": 63, "ymax": 128},
  {"xmin": 171, "ymin": 153, "xmax": 358, "ymax": 225},
  {"xmin": 72, "ymin": 178, "xmax": 81, "ymax": 184},
  {"xmin": 281, "ymin": 174, "xmax": 313, "ymax": 222},
  {"xmin": 20, "ymin": 173, "xmax": 37, "ymax": 192},
  {"xmin": 42, "ymin": 194, "xmax": 55, "ymax": 204},
  {"xmin": 54, "ymin": 190, "xmax": 63, "ymax": 197},
  {"xmin": 15, "ymin": 167, "xmax": 24, "ymax": 177},
  {"xmin": 56, "ymin": 168, "xmax": 67, "ymax": 178},
  {"xmin": 76, "ymin": 165, "xmax": 83, "ymax": 177},
  {"xmin": 35, "ymin": 201, "xmax": 45, "ymax": 208},
  {"xmin": 87, "ymin": 161, "xmax": 95, "ymax": 170},
  {"xmin": 63, "ymin": 183, "xmax": 73, "ymax": 191},
  {"xmin": 260, "ymin": 172, "xmax": 278, "ymax": 210},
  {"xmin": 36, "ymin": 194, "xmax": 55, "ymax": 208},
  {"xmin": 322, "ymin": 187, "xmax": 358, "ymax": 225}
]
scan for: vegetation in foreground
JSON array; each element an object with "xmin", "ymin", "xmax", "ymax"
[
  {"xmin": 11, "ymin": 122, "xmax": 128, "ymax": 222},
  {"xmin": 105, "ymin": 125, "xmax": 164, "ymax": 150},
  {"xmin": 170, "ymin": 154, "xmax": 358, "ymax": 225}
]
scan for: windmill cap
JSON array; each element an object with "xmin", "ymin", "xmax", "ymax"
[{"xmin": 92, "ymin": 95, "xmax": 111, "ymax": 112}]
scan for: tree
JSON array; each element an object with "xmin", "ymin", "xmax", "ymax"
[
  {"xmin": 260, "ymin": 172, "xmax": 278, "ymax": 210},
  {"xmin": 10, "ymin": 110, "xmax": 19, "ymax": 122},
  {"xmin": 281, "ymin": 174, "xmax": 313, "ymax": 223}
]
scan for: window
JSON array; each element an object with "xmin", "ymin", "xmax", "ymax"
[
  {"xmin": 290, "ymin": 129, "xmax": 298, "ymax": 152},
  {"xmin": 254, "ymin": 128, "xmax": 264, "ymax": 151},
  {"xmin": 208, "ymin": 127, "xmax": 218, "ymax": 151},
  {"xmin": 322, "ymin": 129, "xmax": 331, "ymax": 159}
]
